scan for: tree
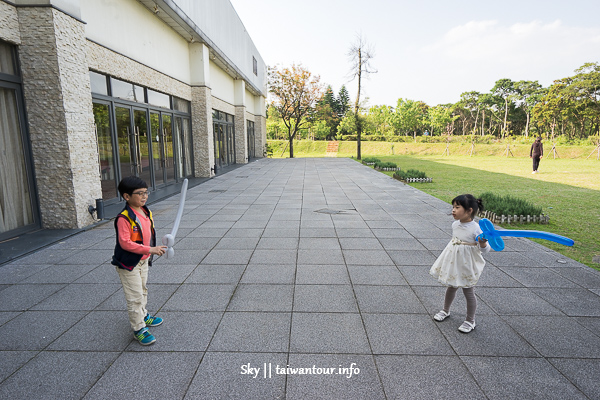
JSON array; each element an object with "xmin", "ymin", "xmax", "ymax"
[
  {"xmin": 347, "ymin": 34, "xmax": 376, "ymax": 160},
  {"xmin": 491, "ymin": 78, "xmax": 518, "ymax": 137},
  {"xmin": 316, "ymin": 85, "xmax": 341, "ymax": 139},
  {"xmin": 337, "ymin": 85, "xmax": 351, "ymax": 118},
  {"xmin": 513, "ymin": 80, "xmax": 544, "ymax": 137},
  {"xmin": 268, "ymin": 64, "xmax": 322, "ymax": 158}
]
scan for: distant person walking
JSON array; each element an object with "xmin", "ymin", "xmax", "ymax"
[{"xmin": 530, "ymin": 136, "xmax": 543, "ymax": 174}]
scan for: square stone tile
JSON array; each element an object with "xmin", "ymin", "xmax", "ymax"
[
  {"xmin": 297, "ymin": 249, "xmax": 344, "ymax": 265},
  {"xmin": 0, "ymin": 351, "xmax": 120, "ymax": 400},
  {"xmin": 376, "ymin": 355, "xmax": 485, "ymax": 400},
  {"xmin": 412, "ymin": 286, "xmax": 495, "ymax": 316},
  {"xmin": 31, "ymin": 284, "xmax": 120, "ymax": 311},
  {"xmin": 184, "ymin": 264, "xmax": 246, "ymax": 284},
  {"xmin": 148, "ymin": 264, "xmax": 196, "ymax": 284},
  {"xmin": 335, "ymin": 229, "xmax": 375, "ymax": 238},
  {"xmin": 388, "ymin": 250, "xmax": 437, "ymax": 266},
  {"xmin": 250, "ymin": 249, "xmax": 297, "ymax": 264},
  {"xmin": 436, "ymin": 314, "xmax": 539, "ymax": 356},
  {"xmin": 84, "ymin": 352, "xmax": 201, "ymax": 400},
  {"xmin": 228, "ymin": 284, "xmax": 294, "ymax": 312},
  {"xmin": 476, "ymin": 287, "xmax": 563, "ymax": 316},
  {"xmin": 499, "ymin": 267, "xmax": 579, "ymax": 288},
  {"xmin": 0, "ymin": 264, "xmax": 51, "ymax": 284},
  {"xmin": 261, "ymin": 228, "xmax": 300, "ymax": 238},
  {"xmin": 354, "ymin": 285, "xmax": 426, "ymax": 313},
  {"xmin": 399, "ymin": 265, "xmax": 437, "ymax": 286},
  {"xmin": 172, "ymin": 236, "xmax": 220, "ymax": 250},
  {"xmin": 296, "ymin": 264, "xmax": 350, "ymax": 284},
  {"xmin": 347, "ymin": 265, "xmax": 407, "ymax": 285},
  {"xmin": 531, "ymin": 288, "xmax": 600, "ymax": 316},
  {"xmin": 378, "ymin": 238, "xmax": 426, "ymax": 251},
  {"xmin": 299, "ymin": 228, "xmax": 337, "ymax": 238},
  {"xmin": 242, "ymin": 264, "xmax": 296, "ymax": 284},
  {"xmin": 201, "ymin": 249, "xmax": 253, "ymax": 265},
  {"xmin": 0, "ymin": 351, "xmax": 37, "ymax": 383},
  {"xmin": 20, "ymin": 264, "xmax": 97, "ymax": 284},
  {"xmin": 505, "ymin": 316, "xmax": 600, "ymax": 358},
  {"xmin": 298, "ymin": 237, "xmax": 340, "ymax": 250},
  {"xmin": 286, "ymin": 354, "xmax": 385, "ymax": 399},
  {"xmin": 224, "ymin": 228, "xmax": 264, "ymax": 238},
  {"xmin": 339, "ymin": 238, "xmax": 383, "ymax": 250},
  {"xmin": 209, "ymin": 312, "xmax": 290, "ymax": 352},
  {"xmin": 549, "ymin": 358, "xmax": 600, "ymax": 400},
  {"xmin": 342, "ymin": 250, "xmax": 394, "ymax": 266},
  {"xmin": 185, "ymin": 352, "xmax": 287, "ymax": 399},
  {"xmin": 476, "ymin": 265, "xmax": 523, "ymax": 287},
  {"xmin": 462, "ymin": 356, "xmax": 586, "ymax": 400},
  {"xmin": 290, "ymin": 313, "xmax": 370, "ymax": 354},
  {"xmin": 162, "ymin": 284, "xmax": 236, "ymax": 311},
  {"xmin": 0, "ymin": 311, "xmax": 87, "ymax": 350},
  {"xmin": 0, "ymin": 284, "xmax": 65, "ymax": 311},
  {"xmin": 256, "ymin": 237, "xmax": 299, "ymax": 250},
  {"xmin": 126, "ymin": 311, "xmax": 222, "ymax": 352},
  {"xmin": 363, "ymin": 314, "xmax": 454, "ymax": 355},
  {"xmin": 293, "ymin": 285, "xmax": 358, "ymax": 312},
  {"xmin": 214, "ymin": 237, "xmax": 260, "ymax": 250},
  {"xmin": 550, "ymin": 267, "xmax": 600, "ymax": 288}
]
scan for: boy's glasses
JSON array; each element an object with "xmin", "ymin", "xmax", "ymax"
[{"xmin": 132, "ymin": 191, "xmax": 149, "ymax": 197}]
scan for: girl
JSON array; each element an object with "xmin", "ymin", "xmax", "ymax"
[{"xmin": 429, "ymin": 194, "xmax": 491, "ymax": 333}]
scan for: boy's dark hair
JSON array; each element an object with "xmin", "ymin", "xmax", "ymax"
[
  {"xmin": 118, "ymin": 176, "xmax": 148, "ymax": 197},
  {"xmin": 452, "ymin": 194, "xmax": 484, "ymax": 218}
]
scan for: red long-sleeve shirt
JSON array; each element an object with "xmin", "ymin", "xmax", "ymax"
[{"xmin": 117, "ymin": 208, "xmax": 152, "ymax": 260}]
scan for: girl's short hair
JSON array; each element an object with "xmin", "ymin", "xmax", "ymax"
[
  {"xmin": 118, "ymin": 176, "xmax": 148, "ymax": 197},
  {"xmin": 452, "ymin": 194, "xmax": 484, "ymax": 218}
]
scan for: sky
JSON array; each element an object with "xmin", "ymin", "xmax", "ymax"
[{"xmin": 229, "ymin": 0, "xmax": 600, "ymax": 107}]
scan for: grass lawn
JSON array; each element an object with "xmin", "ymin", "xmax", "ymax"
[{"xmin": 370, "ymin": 155, "xmax": 600, "ymax": 270}]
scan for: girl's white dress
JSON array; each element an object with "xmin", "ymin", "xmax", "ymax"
[{"xmin": 430, "ymin": 220, "xmax": 491, "ymax": 288}]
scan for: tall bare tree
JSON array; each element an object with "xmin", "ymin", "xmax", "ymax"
[
  {"xmin": 347, "ymin": 34, "xmax": 376, "ymax": 160},
  {"xmin": 268, "ymin": 64, "xmax": 322, "ymax": 158}
]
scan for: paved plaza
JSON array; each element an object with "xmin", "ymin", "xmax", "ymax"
[{"xmin": 1, "ymin": 157, "xmax": 599, "ymax": 399}]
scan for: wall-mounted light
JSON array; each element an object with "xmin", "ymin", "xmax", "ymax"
[{"xmin": 153, "ymin": 4, "xmax": 159, "ymax": 14}]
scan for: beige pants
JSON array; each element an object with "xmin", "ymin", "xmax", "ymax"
[{"xmin": 116, "ymin": 258, "xmax": 149, "ymax": 332}]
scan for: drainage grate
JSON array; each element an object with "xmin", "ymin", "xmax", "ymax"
[
  {"xmin": 315, "ymin": 208, "xmax": 343, "ymax": 215},
  {"xmin": 209, "ymin": 189, "xmax": 227, "ymax": 193},
  {"xmin": 236, "ymin": 176, "xmax": 249, "ymax": 178}
]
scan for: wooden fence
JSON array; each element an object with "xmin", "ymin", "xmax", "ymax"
[{"xmin": 478, "ymin": 210, "xmax": 549, "ymax": 225}]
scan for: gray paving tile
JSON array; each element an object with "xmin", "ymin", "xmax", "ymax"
[
  {"xmin": 209, "ymin": 312, "xmax": 290, "ymax": 352},
  {"xmin": 462, "ymin": 356, "xmax": 587, "ymax": 399},
  {"xmin": 290, "ymin": 313, "xmax": 370, "ymax": 354},
  {"xmin": 347, "ymin": 265, "xmax": 407, "ymax": 285},
  {"xmin": 0, "ymin": 351, "xmax": 120, "ymax": 400},
  {"xmin": 354, "ymin": 285, "xmax": 426, "ymax": 313},
  {"xmin": 0, "ymin": 311, "xmax": 87, "ymax": 350},
  {"xmin": 549, "ymin": 358, "xmax": 600, "ymax": 400},
  {"xmin": 20, "ymin": 264, "xmax": 97, "ymax": 284},
  {"xmin": 162, "ymin": 284, "xmax": 236, "ymax": 311},
  {"xmin": 550, "ymin": 267, "xmax": 600, "ymax": 288},
  {"xmin": 378, "ymin": 238, "xmax": 426, "ymax": 251},
  {"xmin": 339, "ymin": 237, "xmax": 383, "ymax": 250},
  {"xmin": 286, "ymin": 354, "xmax": 385, "ymax": 399},
  {"xmin": 363, "ymin": 314, "xmax": 454, "ymax": 355},
  {"xmin": 126, "ymin": 311, "xmax": 222, "ymax": 352},
  {"xmin": 152, "ymin": 249, "xmax": 210, "ymax": 265},
  {"xmin": 399, "ymin": 265, "xmax": 437, "ymax": 286},
  {"xmin": 0, "ymin": 350, "xmax": 37, "ymax": 383},
  {"xmin": 412, "ymin": 286, "xmax": 496, "ymax": 316},
  {"xmin": 74, "ymin": 263, "xmax": 121, "ymax": 284},
  {"xmin": 241, "ymin": 264, "xmax": 296, "ymax": 284},
  {"xmin": 0, "ymin": 264, "xmax": 52, "ymax": 284},
  {"xmin": 262, "ymin": 227, "xmax": 300, "ymax": 237},
  {"xmin": 293, "ymin": 285, "xmax": 358, "ymax": 312},
  {"xmin": 201, "ymin": 249, "xmax": 253, "ymax": 265},
  {"xmin": 499, "ymin": 267, "xmax": 579, "ymax": 288},
  {"xmin": 297, "ymin": 249, "xmax": 344, "ymax": 264},
  {"xmin": 228, "ymin": 284, "xmax": 294, "ymax": 312},
  {"xmin": 250, "ymin": 249, "xmax": 297, "ymax": 264},
  {"xmin": 388, "ymin": 250, "xmax": 437, "ymax": 266},
  {"xmin": 184, "ymin": 264, "xmax": 246, "ymax": 284},
  {"xmin": 505, "ymin": 316, "xmax": 600, "ymax": 358},
  {"xmin": 476, "ymin": 287, "xmax": 563, "ymax": 316},
  {"xmin": 0, "ymin": 284, "xmax": 65, "ymax": 311},
  {"xmin": 296, "ymin": 264, "xmax": 350, "ymax": 284},
  {"xmin": 299, "ymin": 228, "xmax": 337, "ymax": 238},
  {"xmin": 531, "ymin": 288, "xmax": 600, "ymax": 316},
  {"xmin": 31, "ymin": 284, "xmax": 120, "ymax": 311},
  {"xmin": 84, "ymin": 352, "xmax": 201, "ymax": 400},
  {"xmin": 214, "ymin": 237, "xmax": 260, "ymax": 250},
  {"xmin": 436, "ymin": 314, "xmax": 539, "ymax": 356},
  {"xmin": 61, "ymin": 249, "xmax": 114, "ymax": 266},
  {"xmin": 185, "ymin": 352, "xmax": 287, "ymax": 399},
  {"xmin": 298, "ymin": 237, "xmax": 340, "ymax": 250},
  {"xmin": 476, "ymin": 265, "xmax": 524, "ymax": 287},
  {"xmin": 335, "ymin": 228, "xmax": 375, "ymax": 238},
  {"xmin": 376, "ymin": 355, "xmax": 486, "ymax": 400},
  {"xmin": 256, "ymin": 237, "xmax": 299, "ymax": 250},
  {"xmin": 148, "ymin": 263, "xmax": 196, "ymax": 283}
]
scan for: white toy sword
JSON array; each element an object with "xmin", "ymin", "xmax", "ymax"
[{"xmin": 161, "ymin": 178, "xmax": 188, "ymax": 259}]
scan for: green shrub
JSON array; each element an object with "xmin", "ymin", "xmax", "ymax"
[
  {"xmin": 394, "ymin": 169, "xmax": 428, "ymax": 180},
  {"xmin": 479, "ymin": 192, "xmax": 543, "ymax": 216},
  {"xmin": 362, "ymin": 156, "xmax": 380, "ymax": 164},
  {"xmin": 374, "ymin": 161, "xmax": 397, "ymax": 169}
]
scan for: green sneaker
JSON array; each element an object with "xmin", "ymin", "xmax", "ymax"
[
  {"xmin": 134, "ymin": 327, "xmax": 156, "ymax": 345},
  {"xmin": 144, "ymin": 314, "xmax": 163, "ymax": 327}
]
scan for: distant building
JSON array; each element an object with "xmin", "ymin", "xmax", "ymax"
[{"xmin": 0, "ymin": 0, "xmax": 266, "ymax": 240}]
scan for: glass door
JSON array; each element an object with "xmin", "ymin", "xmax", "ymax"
[
  {"xmin": 150, "ymin": 112, "xmax": 165, "ymax": 186},
  {"xmin": 174, "ymin": 116, "xmax": 193, "ymax": 179},
  {"xmin": 162, "ymin": 114, "xmax": 175, "ymax": 183},
  {"xmin": 115, "ymin": 106, "xmax": 135, "ymax": 178},
  {"xmin": 93, "ymin": 102, "xmax": 117, "ymax": 199},
  {"xmin": 133, "ymin": 109, "xmax": 152, "ymax": 186}
]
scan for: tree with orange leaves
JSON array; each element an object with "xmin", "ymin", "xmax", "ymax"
[{"xmin": 268, "ymin": 64, "xmax": 322, "ymax": 158}]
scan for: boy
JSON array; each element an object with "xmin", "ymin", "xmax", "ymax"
[{"xmin": 112, "ymin": 176, "xmax": 167, "ymax": 345}]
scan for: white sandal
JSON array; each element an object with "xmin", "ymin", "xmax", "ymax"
[
  {"xmin": 433, "ymin": 310, "xmax": 450, "ymax": 322},
  {"xmin": 458, "ymin": 321, "xmax": 476, "ymax": 333}
]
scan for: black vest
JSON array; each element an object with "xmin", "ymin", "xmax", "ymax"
[{"xmin": 111, "ymin": 204, "xmax": 156, "ymax": 270}]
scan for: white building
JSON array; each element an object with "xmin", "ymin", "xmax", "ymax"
[{"xmin": 0, "ymin": 0, "xmax": 267, "ymax": 241}]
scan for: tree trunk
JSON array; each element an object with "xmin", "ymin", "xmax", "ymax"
[
  {"xmin": 289, "ymin": 137, "xmax": 294, "ymax": 158},
  {"xmin": 355, "ymin": 48, "xmax": 362, "ymax": 160},
  {"xmin": 525, "ymin": 112, "xmax": 530, "ymax": 138},
  {"xmin": 481, "ymin": 110, "xmax": 485, "ymax": 136}
]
